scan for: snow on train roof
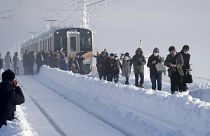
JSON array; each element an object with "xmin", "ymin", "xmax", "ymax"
[{"xmin": 21, "ymin": 26, "xmax": 91, "ymax": 47}]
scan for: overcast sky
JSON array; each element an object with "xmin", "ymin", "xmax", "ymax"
[{"xmin": 0, "ymin": 0, "xmax": 210, "ymax": 78}]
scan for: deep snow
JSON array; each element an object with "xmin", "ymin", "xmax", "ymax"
[{"xmin": 0, "ymin": 66, "xmax": 210, "ymax": 136}]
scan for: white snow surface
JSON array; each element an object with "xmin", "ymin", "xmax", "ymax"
[{"xmin": 1, "ymin": 66, "xmax": 210, "ymax": 136}]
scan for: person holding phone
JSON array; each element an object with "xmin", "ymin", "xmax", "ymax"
[{"xmin": 0, "ymin": 70, "xmax": 25, "ymax": 128}]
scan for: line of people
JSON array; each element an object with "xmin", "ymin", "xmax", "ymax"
[
  {"xmin": 0, "ymin": 52, "xmax": 20, "ymax": 75},
  {"xmin": 95, "ymin": 45, "xmax": 192, "ymax": 94},
  {"xmin": 22, "ymin": 50, "xmax": 86, "ymax": 75}
]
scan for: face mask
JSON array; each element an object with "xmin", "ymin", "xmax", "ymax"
[
  {"xmin": 154, "ymin": 53, "xmax": 159, "ymax": 56},
  {"xmin": 170, "ymin": 51, "xmax": 176, "ymax": 56},
  {"xmin": 124, "ymin": 56, "xmax": 129, "ymax": 60},
  {"xmin": 184, "ymin": 50, "xmax": 189, "ymax": 54}
]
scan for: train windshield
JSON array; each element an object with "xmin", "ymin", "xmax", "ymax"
[{"xmin": 80, "ymin": 30, "xmax": 92, "ymax": 52}]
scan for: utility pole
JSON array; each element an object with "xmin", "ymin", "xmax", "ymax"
[{"xmin": 82, "ymin": 0, "xmax": 89, "ymax": 28}]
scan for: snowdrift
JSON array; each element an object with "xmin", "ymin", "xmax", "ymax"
[
  {"xmin": 190, "ymin": 88, "xmax": 210, "ymax": 102},
  {"xmin": 36, "ymin": 66, "xmax": 210, "ymax": 136}
]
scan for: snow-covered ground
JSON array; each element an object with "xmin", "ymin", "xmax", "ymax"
[{"xmin": 1, "ymin": 66, "xmax": 210, "ymax": 136}]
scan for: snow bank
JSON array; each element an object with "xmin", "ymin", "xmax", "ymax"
[
  {"xmin": 190, "ymin": 88, "xmax": 210, "ymax": 102},
  {"xmin": 0, "ymin": 106, "xmax": 33, "ymax": 136},
  {"xmin": 37, "ymin": 66, "xmax": 210, "ymax": 136}
]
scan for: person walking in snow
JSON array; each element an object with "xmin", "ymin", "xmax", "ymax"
[
  {"xmin": 121, "ymin": 52, "xmax": 132, "ymax": 85},
  {"xmin": 4, "ymin": 51, "xmax": 12, "ymax": 70},
  {"xmin": 147, "ymin": 48, "xmax": 164, "ymax": 90},
  {"xmin": 59, "ymin": 53, "xmax": 68, "ymax": 71},
  {"xmin": 13, "ymin": 52, "xmax": 20, "ymax": 75},
  {"xmin": 164, "ymin": 46, "xmax": 184, "ymax": 94},
  {"xmin": 36, "ymin": 51, "xmax": 44, "ymax": 73},
  {"xmin": 113, "ymin": 54, "xmax": 121, "ymax": 83},
  {"xmin": 132, "ymin": 48, "xmax": 146, "ymax": 88},
  {"xmin": 105, "ymin": 53, "xmax": 116, "ymax": 82},
  {"xmin": 28, "ymin": 51, "xmax": 35, "ymax": 75},
  {"xmin": 180, "ymin": 45, "xmax": 192, "ymax": 91},
  {"xmin": 0, "ymin": 70, "xmax": 25, "ymax": 128},
  {"xmin": 22, "ymin": 50, "xmax": 29, "ymax": 75},
  {"xmin": 74, "ymin": 53, "xmax": 85, "ymax": 74},
  {"xmin": 96, "ymin": 51, "xmax": 107, "ymax": 80}
]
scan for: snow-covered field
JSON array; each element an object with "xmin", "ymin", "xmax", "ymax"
[{"xmin": 1, "ymin": 66, "xmax": 210, "ymax": 136}]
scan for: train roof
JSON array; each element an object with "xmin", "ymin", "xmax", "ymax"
[{"xmin": 21, "ymin": 27, "xmax": 92, "ymax": 47}]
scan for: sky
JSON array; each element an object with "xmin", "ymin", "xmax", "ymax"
[{"xmin": 0, "ymin": 0, "xmax": 210, "ymax": 78}]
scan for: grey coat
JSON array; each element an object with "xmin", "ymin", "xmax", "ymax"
[
  {"xmin": 4, "ymin": 54, "xmax": 12, "ymax": 69},
  {"xmin": 121, "ymin": 57, "xmax": 132, "ymax": 77},
  {"xmin": 132, "ymin": 54, "xmax": 146, "ymax": 74},
  {"xmin": 164, "ymin": 53, "xmax": 184, "ymax": 77}
]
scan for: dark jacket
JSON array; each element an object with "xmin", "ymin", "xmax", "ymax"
[
  {"xmin": 132, "ymin": 54, "xmax": 146, "ymax": 74},
  {"xmin": 180, "ymin": 50, "xmax": 191, "ymax": 70},
  {"xmin": 164, "ymin": 53, "xmax": 184, "ymax": 77},
  {"xmin": 36, "ymin": 52, "xmax": 44, "ymax": 66},
  {"xmin": 59, "ymin": 57, "xmax": 68, "ymax": 71},
  {"xmin": 22, "ymin": 53, "xmax": 28, "ymax": 68},
  {"xmin": 0, "ymin": 81, "xmax": 25, "ymax": 126},
  {"xmin": 147, "ymin": 55, "xmax": 162, "ymax": 75}
]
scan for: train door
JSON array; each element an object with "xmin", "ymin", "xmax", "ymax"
[{"xmin": 67, "ymin": 31, "xmax": 80, "ymax": 57}]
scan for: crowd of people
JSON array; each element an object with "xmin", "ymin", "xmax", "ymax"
[
  {"xmin": 0, "ymin": 44, "xmax": 192, "ymax": 128},
  {"xmin": 22, "ymin": 50, "xmax": 86, "ymax": 75},
  {"xmin": 95, "ymin": 45, "xmax": 192, "ymax": 94},
  {"xmin": 0, "ymin": 51, "xmax": 20, "ymax": 75},
  {"xmin": 0, "ymin": 44, "xmax": 192, "ymax": 95}
]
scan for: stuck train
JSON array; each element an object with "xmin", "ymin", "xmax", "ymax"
[{"xmin": 20, "ymin": 27, "xmax": 93, "ymax": 73}]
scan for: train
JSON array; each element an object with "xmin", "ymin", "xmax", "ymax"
[{"xmin": 20, "ymin": 27, "xmax": 93, "ymax": 74}]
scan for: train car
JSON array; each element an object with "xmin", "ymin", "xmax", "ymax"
[{"xmin": 21, "ymin": 27, "xmax": 93, "ymax": 74}]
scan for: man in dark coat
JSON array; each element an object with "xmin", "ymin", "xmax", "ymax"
[
  {"xmin": 164, "ymin": 46, "xmax": 184, "ymax": 94},
  {"xmin": 13, "ymin": 52, "xmax": 20, "ymax": 75},
  {"xmin": 23, "ymin": 50, "xmax": 28, "ymax": 75},
  {"xmin": 74, "ymin": 53, "xmax": 85, "ymax": 74},
  {"xmin": 96, "ymin": 51, "xmax": 107, "ymax": 80},
  {"xmin": 180, "ymin": 45, "xmax": 191, "ymax": 91},
  {"xmin": 105, "ymin": 53, "xmax": 116, "ymax": 82},
  {"xmin": 132, "ymin": 48, "xmax": 146, "ymax": 87},
  {"xmin": 36, "ymin": 51, "xmax": 44, "ymax": 73},
  {"xmin": 113, "ymin": 54, "xmax": 121, "ymax": 83},
  {"xmin": 51, "ymin": 53, "xmax": 60, "ymax": 68},
  {"xmin": 147, "ymin": 48, "xmax": 163, "ymax": 90},
  {"xmin": 28, "ymin": 51, "xmax": 35, "ymax": 75},
  {"xmin": 0, "ymin": 70, "xmax": 25, "ymax": 128}
]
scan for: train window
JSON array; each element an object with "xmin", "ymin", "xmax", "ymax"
[
  {"xmin": 70, "ymin": 37, "xmax": 76, "ymax": 51},
  {"xmin": 60, "ymin": 36, "xmax": 63, "ymax": 49}
]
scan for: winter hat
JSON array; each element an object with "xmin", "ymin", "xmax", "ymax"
[
  {"xmin": 153, "ymin": 48, "xmax": 159, "ymax": 53},
  {"xmin": 168, "ymin": 46, "xmax": 176, "ymax": 52},
  {"xmin": 2, "ymin": 69, "xmax": 15, "ymax": 81},
  {"xmin": 110, "ymin": 53, "xmax": 114, "ymax": 57},
  {"xmin": 125, "ymin": 52, "xmax": 129, "ymax": 56},
  {"xmin": 182, "ymin": 45, "xmax": 189, "ymax": 51}
]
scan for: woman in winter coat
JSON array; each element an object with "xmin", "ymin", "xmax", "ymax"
[
  {"xmin": 147, "ymin": 48, "xmax": 163, "ymax": 90},
  {"xmin": 132, "ymin": 48, "xmax": 146, "ymax": 87},
  {"xmin": 121, "ymin": 52, "xmax": 132, "ymax": 85},
  {"xmin": 4, "ymin": 51, "xmax": 12, "ymax": 70}
]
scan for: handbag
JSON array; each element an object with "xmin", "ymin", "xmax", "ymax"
[
  {"xmin": 155, "ymin": 63, "xmax": 166, "ymax": 72},
  {"xmin": 185, "ymin": 70, "xmax": 193, "ymax": 83}
]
